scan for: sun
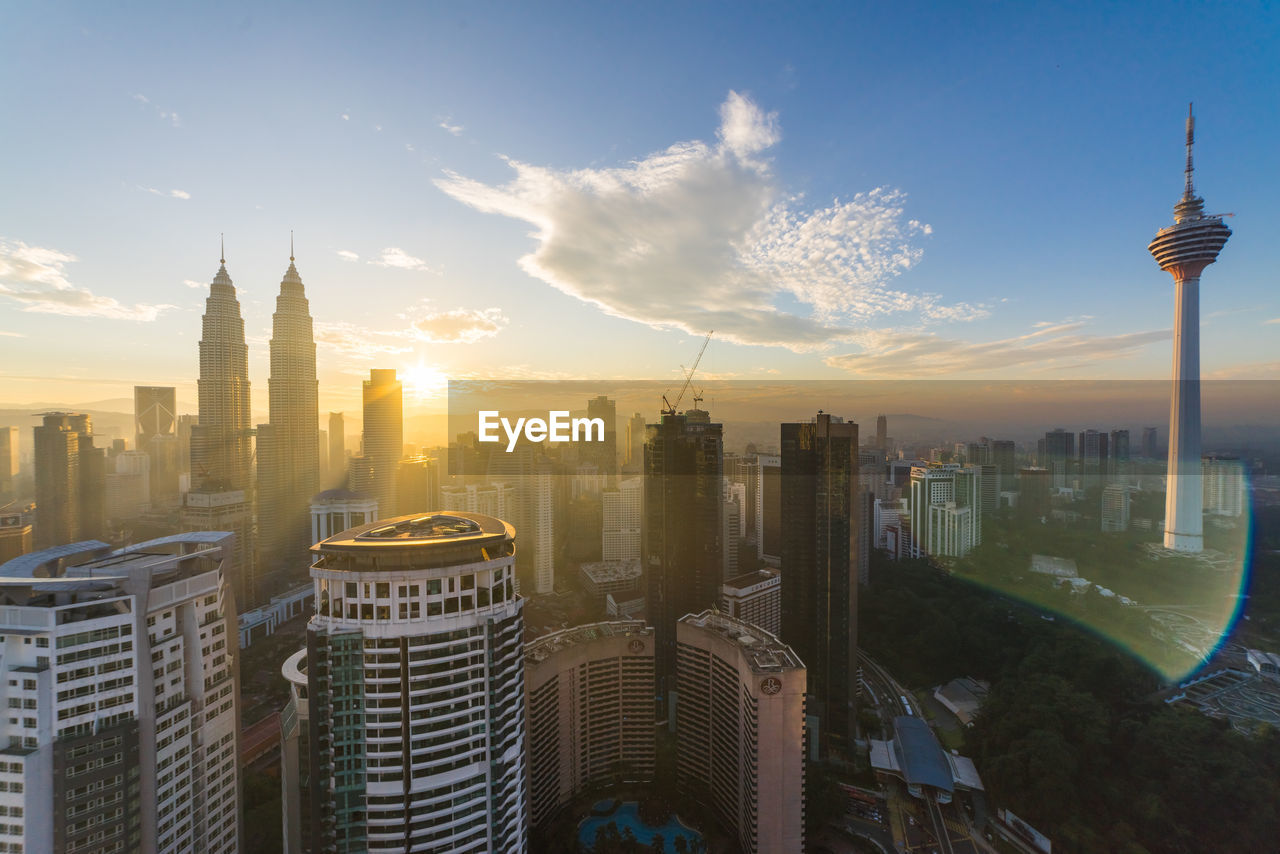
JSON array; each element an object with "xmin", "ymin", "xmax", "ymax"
[{"xmin": 401, "ymin": 361, "xmax": 448, "ymax": 402}]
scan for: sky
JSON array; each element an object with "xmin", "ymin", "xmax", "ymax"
[{"xmin": 1, "ymin": 1, "xmax": 1277, "ymax": 422}]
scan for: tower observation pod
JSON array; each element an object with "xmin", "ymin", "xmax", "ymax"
[{"xmin": 1147, "ymin": 105, "xmax": 1232, "ymax": 552}]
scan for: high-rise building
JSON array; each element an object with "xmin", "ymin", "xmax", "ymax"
[
  {"xmin": 756, "ymin": 454, "xmax": 782, "ymax": 565},
  {"xmin": 990, "ymin": 439, "xmax": 1016, "ymax": 487},
  {"xmin": 524, "ymin": 621, "xmax": 655, "ymax": 830},
  {"xmin": 720, "ymin": 568, "xmax": 782, "ymax": 636},
  {"xmin": 624, "ymin": 412, "xmax": 646, "ymax": 472},
  {"xmin": 643, "ymin": 410, "xmax": 724, "ymax": 697},
  {"xmin": 1078, "ymin": 429, "xmax": 1109, "ymax": 485},
  {"xmin": 181, "ymin": 487, "xmax": 255, "ymax": 608},
  {"xmin": 134, "ymin": 386, "xmax": 179, "ymax": 502},
  {"xmin": 309, "ymin": 489, "xmax": 379, "ymax": 542},
  {"xmin": 327, "ymin": 412, "xmax": 346, "ymax": 488},
  {"xmin": 1101, "ymin": 484, "xmax": 1131, "ymax": 532},
  {"xmin": 876, "ymin": 414, "xmax": 888, "ymax": 450},
  {"xmin": 106, "ymin": 449, "xmax": 151, "ymax": 521},
  {"xmin": 584, "ymin": 395, "xmax": 618, "ymax": 478},
  {"xmin": 190, "ymin": 248, "xmax": 253, "ymax": 492},
  {"xmin": 1141, "ymin": 426, "xmax": 1159, "ymax": 460},
  {"xmin": 258, "ymin": 246, "xmax": 320, "ymax": 581},
  {"xmin": 780, "ymin": 412, "xmax": 860, "ymax": 749},
  {"xmin": 1149, "ymin": 106, "xmax": 1231, "ymax": 552},
  {"xmin": 908, "ymin": 463, "xmax": 982, "ymax": 559},
  {"xmin": 360, "ymin": 369, "xmax": 403, "ymax": 517},
  {"xmin": 396, "ymin": 454, "xmax": 439, "ymax": 516},
  {"xmin": 1042, "ymin": 428, "xmax": 1075, "ymax": 488},
  {"xmin": 676, "ymin": 610, "xmax": 805, "ymax": 854},
  {"xmin": 33, "ymin": 412, "xmax": 104, "ymax": 548},
  {"xmin": 1110, "ymin": 429, "xmax": 1131, "ymax": 481},
  {"xmin": 602, "ymin": 476, "xmax": 642, "ymax": 561},
  {"xmin": 0, "ymin": 533, "xmax": 242, "ymax": 854},
  {"xmin": 1202, "ymin": 455, "xmax": 1245, "ymax": 517},
  {"xmin": 280, "ymin": 513, "xmax": 527, "ymax": 853},
  {"xmin": 0, "ymin": 426, "xmax": 17, "ymax": 498},
  {"xmin": 0, "ymin": 511, "xmax": 32, "ymax": 563}
]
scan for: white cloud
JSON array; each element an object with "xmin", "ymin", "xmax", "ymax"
[
  {"xmin": 183, "ymin": 279, "xmax": 204, "ymax": 289},
  {"xmin": 0, "ymin": 331, "xmax": 25, "ymax": 338},
  {"xmin": 315, "ymin": 305, "xmax": 508, "ymax": 357},
  {"xmin": 139, "ymin": 186, "xmax": 190, "ymax": 200},
  {"xmin": 371, "ymin": 247, "xmax": 434, "ymax": 272},
  {"xmin": 1265, "ymin": 317, "xmax": 1280, "ymax": 325},
  {"xmin": 335, "ymin": 250, "xmax": 360, "ymax": 262},
  {"xmin": 439, "ymin": 118, "xmax": 464, "ymax": 136},
  {"xmin": 374, "ymin": 125, "xmax": 383, "ymax": 132},
  {"xmin": 132, "ymin": 93, "xmax": 181, "ymax": 127},
  {"xmin": 436, "ymin": 91, "xmax": 975, "ymax": 351},
  {"xmin": 409, "ymin": 307, "xmax": 507, "ymax": 344},
  {"xmin": 405, "ymin": 143, "xmax": 415, "ymax": 152},
  {"xmin": 341, "ymin": 113, "xmax": 350, "ymax": 121},
  {"xmin": 824, "ymin": 322, "xmax": 1171, "ymax": 376},
  {"xmin": 0, "ymin": 238, "xmax": 175, "ymax": 321}
]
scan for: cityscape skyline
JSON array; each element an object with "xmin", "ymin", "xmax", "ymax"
[{"xmin": 2, "ymin": 3, "xmax": 1278, "ymax": 415}]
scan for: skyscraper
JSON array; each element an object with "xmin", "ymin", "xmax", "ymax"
[
  {"xmin": 780, "ymin": 411, "xmax": 860, "ymax": 749},
  {"xmin": 33, "ymin": 412, "xmax": 104, "ymax": 548},
  {"xmin": 1141, "ymin": 426, "xmax": 1159, "ymax": 460},
  {"xmin": 584, "ymin": 395, "xmax": 618, "ymax": 477},
  {"xmin": 190, "ymin": 245, "xmax": 253, "ymax": 492},
  {"xmin": 359, "ymin": 369, "xmax": 403, "ymax": 516},
  {"xmin": 327, "ymin": 412, "xmax": 346, "ymax": 488},
  {"xmin": 280, "ymin": 513, "xmax": 527, "ymax": 853},
  {"xmin": 624, "ymin": 411, "xmax": 646, "ymax": 471},
  {"xmin": 0, "ymin": 425, "xmax": 18, "ymax": 498},
  {"xmin": 0, "ymin": 533, "xmax": 242, "ymax": 854},
  {"xmin": 134, "ymin": 386, "xmax": 179, "ymax": 502},
  {"xmin": 643, "ymin": 409, "xmax": 724, "ymax": 699},
  {"xmin": 876, "ymin": 413, "xmax": 888, "ymax": 450},
  {"xmin": 258, "ymin": 244, "xmax": 320, "ymax": 580},
  {"xmin": 1148, "ymin": 106, "xmax": 1231, "ymax": 553}
]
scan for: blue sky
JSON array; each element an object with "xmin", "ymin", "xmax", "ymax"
[{"xmin": 0, "ymin": 1, "xmax": 1276, "ymax": 415}]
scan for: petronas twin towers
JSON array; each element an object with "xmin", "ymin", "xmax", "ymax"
[{"xmin": 193, "ymin": 238, "xmax": 319, "ymax": 605}]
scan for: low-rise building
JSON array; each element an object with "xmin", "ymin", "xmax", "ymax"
[{"xmin": 720, "ymin": 569, "xmax": 781, "ymax": 636}]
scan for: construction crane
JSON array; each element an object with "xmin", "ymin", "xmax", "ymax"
[{"xmin": 661, "ymin": 331, "xmax": 713, "ymax": 416}]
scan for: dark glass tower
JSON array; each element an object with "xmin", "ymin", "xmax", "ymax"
[
  {"xmin": 643, "ymin": 409, "xmax": 724, "ymax": 703},
  {"xmin": 780, "ymin": 412, "xmax": 860, "ymax": 753}
]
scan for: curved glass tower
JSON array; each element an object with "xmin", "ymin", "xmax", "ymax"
[{"xmin": 1148, "ymin": 105, "xmax": 1231, "ymax": 553}]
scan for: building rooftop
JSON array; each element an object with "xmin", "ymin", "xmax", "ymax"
[
  {"xmin": 317, "ymin": 512, "xmax": 513, "ymax": 550},
  {"xmin": 680, "ymin": 609, "xmax": 804, "ymax": 673},
  {"xmin": 723, "ymin": 569, "xmax": 780, "ymax": 591},
  {"xmin": 580, "ymin": 560, "xmax": 642, "ymax": 583},
  {"xmin": 525, "ymin": 620, "xmax": 650, "ymax": 664},
  {"xmin": 0, "ymin": 540, "xmax": 111, "ymax": 578}
]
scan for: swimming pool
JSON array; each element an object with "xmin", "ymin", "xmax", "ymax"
[{"xmin": 577, "ymin": 801, "xmax": 703, "ymax": 850}]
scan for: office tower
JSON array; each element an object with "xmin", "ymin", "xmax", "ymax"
[
  {"xmin": 1018, "ymin": 467, "xmax": 1051, "ymax": 520},
  {"xmin": 908, "ymin": 463, "xmax": 982, "ymax": 559},
  {"xmin": 874, "ymin": 496, "xmax": 910, "ymax": 559},
  {"xmin": 0, "ymin": 533, "xmax": 241, "ymax": 854},
  {"xmin": 1078, "ymin": 428, "xmax": 1109, "ymax": 486},
  {"xmin": 624, "ymin": 412, "xmax": 646, "ymax": 471},
  {"xmin": 756, "ymin": 454, "xmax": 782, "ymax": 565},
  {"xmin": 530, "ymin": 465, "xmax": 555, "ymax": 593},
  {"xmin": 1142, "ymin": 426, "xmax": 1159, "ymax": 460},
  {"xmin": 1042, "ymin": 428, "xmax": 1075, "ymax": 488},
  {"xmin": 725, "ymin": 452, "xmax": 760, "ymax": 542},
  {"xmin": 327, "ymin": 412, "xmax": 346, "ymax": 487},
  {"xmin": 176, "ymin": 414, "xmax": 197, "ymax": 478},
  {"xmin": 181, "ymin": 487, "xmax": 255, "ymax": 608},
  {"xmin": 990, "ymin": 439, "xmax": 1016, "ymax": 487},
  {"xmin": 360, "ymin": 369, "xmax": 403, "ymax": 517},
  {"xmin": 33, "ymin": 413, "xmax": 104, "ymax": 548},
  {"xmin": 876, "ymin": 414, "xmax": 888, "ymax": 450},
  {"xmin": 258, "ymin": 246, "xmax": 321, "ymax": 580},
  {"xmin": 584, "ymin": 395, "xmax": 618, "ymax": 477},
  {"xmin": 1202, "ymin": 456, "xmax": 1245, "ymax": 517},
  {"xmin": 643, "ymin": 411, "xmax": 724, "ymax": 697},
  {"xmin": 134, "ymin": 386, "xmax": 179, "ymax": 502},
  {"xmin": 1149, "ymin": 106, "xmax": 1231, "ymax": 552},
  {"xmin": 0, "ymin": 511, "xmax": 32, "ymax": 563},
  {"xmin": 1110, "ymin": 429, "xmax": 1131, "ymax": 481},
  {"xmin": 601, "ymin": 476, "xmax": 642, "ymax": 561},
  {"xmin": 0, "ymin": 426, "xmax": 19, "ymax": 497},
  {"xmin": 190, "ymin": 248, "xmax": 253, "ymax": 491},
  {"xmin": 396, "ymin": 454, "xmax": 439, "ymax": 516},
  {"xmin": 1102, "ymin": 484, "xmax": 1131, "ymax": 532},
  {"xmin": 281, "ymin": 513, "xmax": 527, "ymax": 853},
  {"xmin": 722, "ymin": 490, "xmax": 742, "ymax": 579},
  {"xmin": 720, "ymin": 568, "xmax": 782, "ymax": 636},
  {"xmin": 310, "ymin": 489, "xmax": 379, "ymax": 541},
  {"xmin": 106, "ymin": 449, "xmax": 151, "ymax": 521},
  {"xmin": 317, "ymin": 428, "xmax": 328, "ymax": 484},
  {"xmin": 441, "ymin": 481, "xmax": 518, "ymax": 519},
  {"xmin": 676, "ymin": 611, "xmax": 805, "ymax": 854},
  {"xmin": 780, "ymin": 412, "xmax": 860, "ymax": 749},
  {"xmin": 524, "ymin": 621, "xmax": 655, "ymax": 830}
]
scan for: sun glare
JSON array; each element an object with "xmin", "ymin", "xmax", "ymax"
[{"xmin": 401, "ymin": 361, "xmax": 448, "ymax": 401}]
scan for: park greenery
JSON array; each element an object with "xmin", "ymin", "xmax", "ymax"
[{"xmin": 859, "ymin": 515, "xmax": 1280, "ymax": 854}]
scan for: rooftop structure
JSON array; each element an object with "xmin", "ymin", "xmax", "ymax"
[{"xmin": 868, "ymin": 716, "xmax": 984, "ymax": 803}]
